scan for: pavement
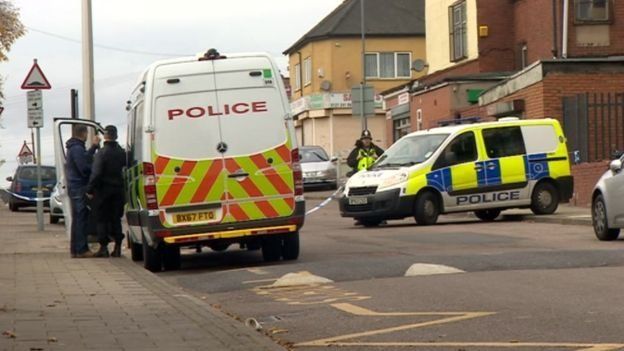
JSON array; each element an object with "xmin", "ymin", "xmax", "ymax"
[
  {"xmin": 304, "ymin": 189, "xmax": 593, "ymax": 226},
  {"xmin": 0, "ymin": 206, "xmax": 283, "ymax": 351}
]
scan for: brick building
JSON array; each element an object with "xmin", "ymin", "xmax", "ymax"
[
  {"xmin": 383, "ymin": 0, "xmax": 624, "ymax": 206},
  {"xmin": 284, "ymin": 0, "xmax": 426, "ymax": 157}
]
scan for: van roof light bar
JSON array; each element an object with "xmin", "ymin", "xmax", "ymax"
[{"xmin": 438, "ymin": 116, "xmax": 481, "ymax": 127}]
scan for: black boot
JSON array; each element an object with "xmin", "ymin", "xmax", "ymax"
[
  {"xmin": 111, "ymin": 235, "xmax": 124, "ymax": 257},
  {"xmin": 94, "ymin": 245, "xmax": 109, "ymax": 258}
]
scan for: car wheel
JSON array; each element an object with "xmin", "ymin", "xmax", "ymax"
[
  {"xmin": 530, "ymin": 182, "xmax": 559, "ymax": 215},
  {"xmin": 282, "ymin": 232, "xmax": 300, "ymax": 261},
  {"xmin": 262, "ymin": 236, "xmax": 282, "ymax": 262},
  {"xmin": 474, "ymin": 209, "xmax": 501, "ymax": 222},
  {"xmin": 414, "ymin": 191, "xmax": 440, "ymax": 226},
  {"xmin": 49, "ymin": 215, "xmax": 59, "ymax": 224},
  {"xmin": 592, "ymin": 195, "xmax": 620, "ymax": 241},
  {"xmin": 142, "ymin": 234, "xmax": 162, "ymax": 272},
  {"xmin": 130, "ymin": 236, "xmax": 144, "ymax": 262},
  {"xmin": 162, "ymin": 245, "xmax": 181, "ymax": 271}
]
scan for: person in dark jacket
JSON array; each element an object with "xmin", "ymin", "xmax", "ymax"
[
  {"xmin": 66, "ymin": 125, "xmax": 100, "ymax": 258},
  {"xmin": 346, "ymin": 130, "xmax": 384, "ymax": 176},
  {"xmin": 86, "ymin": 125, "xmax": 126, "ymax": 258}
]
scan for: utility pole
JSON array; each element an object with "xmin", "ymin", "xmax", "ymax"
[
  {"xmin": 360, "ymin": 0, "xmax": 367, "ymax": 131},
  {"xmin": 82, "ymin": 0, "xmax": 95, "ymax": 121}
]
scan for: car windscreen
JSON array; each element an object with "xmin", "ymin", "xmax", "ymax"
[
  {"xmin": 301, "ymin": 148, "xmax": 329, "ymax": 163},
  {"xmin": 18, "ymin": 167, "xmax": 56, "ymax": 181},
  {"xmin": 372, "ymin": 134, "xmax": 449, "ymax": 170}
]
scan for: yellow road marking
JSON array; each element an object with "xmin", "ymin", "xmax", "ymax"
[
  {"xmin": 242, "ymin": 278, "xmax": 278, "ymax": 285},
  {"xmin": 295, "ymin": 303, "xmax": 624, "ymax": 350},
  {"xmin": 311, "ymin": 342, "xmax": 624, "ymax": 350}
]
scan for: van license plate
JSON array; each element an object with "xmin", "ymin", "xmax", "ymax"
[
  {"xmin": 349, "ymin": 197, "xmax": 368, "ymax": 205},
  {"xmin": 173, "ymin": 211, "xmax": 216, "ymax": 224}
]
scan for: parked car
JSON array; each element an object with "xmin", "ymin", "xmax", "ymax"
[
  {"xmin": 6, "ymin": 165, "xmax": 56, "ymax": 212},
  {"xmin": 300, "ymin": 146, "xmax": 338, "ymax": 190},
  {"xmin": 49, "ymin": 185, "xmax": 64, "ymax": 224},
  {"xmin": 591, "ymin": 153, "xmax": 624, "ymax": 241}
]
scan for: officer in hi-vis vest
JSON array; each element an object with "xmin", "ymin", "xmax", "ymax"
[{"xmin": 347, "ymin": 130, "xmax": 385, "ymax": 176}]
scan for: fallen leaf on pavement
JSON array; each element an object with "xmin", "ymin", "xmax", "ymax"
[
  {"xmin": 2, "ymin": 330, "xmax": 16, "ymax": 338},
  {"xmin": 269, "ymin": 328, "xmax": 288, "ymax": 335}
]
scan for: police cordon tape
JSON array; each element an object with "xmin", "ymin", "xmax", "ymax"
[
  {"xmin": 2, "ymin": 189, "xmax": 51, "ymax": 202},
  {"xmin": 305, "ymin": 185, "xmax": 344, "ymax": 216}
]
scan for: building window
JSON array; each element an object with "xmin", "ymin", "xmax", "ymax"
[
  {"xmin": 294, "ymin": 64, "xmax": 301, "ymax": 90},
  {"xmin": 393, "ymin": 118, "xmax": 411, "ymax": 142},
  {"xmin": 449, "ymin": 1, "xmax": 467, "ymax": 62},
  {"xmin": 365, "ymin": 52, "xmax": 412, "ymax": 79},
  {"xmin": 303, "ymin": 57, "xmax": 312, "ymax": 86},
  {"xmin": 575, "ymin": 0, "xmax": 610, "ymax": 23}
]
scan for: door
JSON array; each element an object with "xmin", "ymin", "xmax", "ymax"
[
  {"xmin": 606, "ymin": 155, "xmax": 624, "ymax": 226},
  {"xmin": 430, "ymin": 131, "xmax": 479, "ymax": 209},
  {"xmin": 53, "ymin": 118, "xmax": 103, "ymax": 239},
  {"xmin": 212, "ymin": 57, "xmax": 295, "ymax": 223},
  {"xmin": 479, "ymin": 126, "xmax": 528, "ymax": 191}
]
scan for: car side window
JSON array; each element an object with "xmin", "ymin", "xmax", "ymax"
[
  {"xmin": 483, "ymin": 126, "xmax": 526, "ymax": 158},
  {"xmin": 433, "ymin": 131, "xmax": 478, "ymax": 169}
]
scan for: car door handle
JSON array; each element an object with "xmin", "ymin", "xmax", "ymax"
[
  {"xmin": 474, "ymin": 165, "xmax": 483, "ymax": 171},
  {"xmin": 486, "ymin": 163, "xmax": 497, "ymax": 170},
  {"xmin": 228, "ymin": 172, "xmax": 249, "ymax": 178}
]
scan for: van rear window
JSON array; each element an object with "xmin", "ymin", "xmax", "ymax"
[{"xmin": 18, "ymin": 167, "xmax": 56, "ymax": 181}]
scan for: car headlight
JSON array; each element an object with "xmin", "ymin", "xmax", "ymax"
[{"xmin": 378, "ymin": 172, "xmax": 408, "ymax": 190}]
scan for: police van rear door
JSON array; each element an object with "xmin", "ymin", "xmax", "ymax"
[
  {"xmin": 151, "ymin": 60, "xmax": 227, "ymax": 227},
  {"xmin": 212, "ymin": 56, "xmax": 296, "ymax": 224}
]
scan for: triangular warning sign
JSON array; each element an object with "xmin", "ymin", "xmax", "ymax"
[
  {"xmin": 18, "ymin": 142, "xmax": 33, "ymax": 157},
  {"xmin": 21, "ymin": 60, "xmax": 51, "ymax": 90}
]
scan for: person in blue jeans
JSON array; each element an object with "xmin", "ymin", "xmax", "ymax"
[{"xmin": 65, "ymin": 125, "xmax": 100, "ymax": 258}]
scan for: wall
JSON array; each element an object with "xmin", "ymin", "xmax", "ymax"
[
  {"xmin": 476, "ymin": 0, "xmax": 516, "ymax": 72},
  {"xmin": 288, "ymin": 40, "xmax": 333, "ymax": 100},
  {"xmin": 426, "ymin": 0, "xmax": 479, "ymax": 74},
  {"xmin": 570, "ymin": 161, "xmax": 609, "ymax": 207},
  {"xmin": 411, "ymin": 85, "xmax": 453, "ymax": 129}
]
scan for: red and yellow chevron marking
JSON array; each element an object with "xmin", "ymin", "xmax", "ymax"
[{"xmin": 152, "ymin": 142, "xmax": 295, "ymax": 226}]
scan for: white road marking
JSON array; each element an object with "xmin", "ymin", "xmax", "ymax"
[{"xmin": 404, "ymin": 263, "xmax": 465, "ymax": 277}]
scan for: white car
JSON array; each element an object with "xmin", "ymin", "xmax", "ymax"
[
  {"xmin": 591, "ymin": 154, "xmax": 624, "ymax": 240},
  {"xmin": 49, "ymin": 185, "xmax": 64, "ymax": 224},
  {"xmin": 300, "ymin": 146, "xmax": 338, "ymax": 190}
]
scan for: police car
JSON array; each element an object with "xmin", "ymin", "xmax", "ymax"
[
  {"xmin": 54, "ymin": 49, "xmax": 304, "ymax": 272},
  {"xmin": 340, "ymin": 118, "xmax": 573, "ymax": 226}
]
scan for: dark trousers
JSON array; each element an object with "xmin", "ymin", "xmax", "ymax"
[
  {"xmin": 92, "ymin": 189, "xmax": 125, "ymax": 246},
  {"xmin": 69, "ymin": 186, "xmax": 90, "ymax": 255}
]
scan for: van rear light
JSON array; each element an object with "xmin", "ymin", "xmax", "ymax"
[
  {"xmin": 292, "ymin": 149, "xmax": 303, "ymax": 196},
  {"xmin": 143, "ymin": 162, "xmax": 159, "ymax": 210}
]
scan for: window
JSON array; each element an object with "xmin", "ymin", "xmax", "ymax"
[
  {"xmin": 482, "ymin": 127, "xmax": 526, "ymax": 159},
  {"xmin": 393, "ymin": 118, "xmax": 411, "ymax": 142},
  {"xmin": 365, "ymin": 52, "xmax": 412, "ymax": 79},
  {"xmin": 449, "ymin": 1, "xmax": 467, "ymax": 62},
  {"xmin": 434, "ymin": 132, "xmax": 477, "ymax": 169},
  {"xmin": 521, "ymin": 125, "xmax": 558, "ymax": 154},
  {"xmin": 575, "ymin": 0, "xmax": 610, "ymax": 22},
  {"xmin": 294, "ymin": 64, "xmax": 301, "ymax": 90},
  {"xmin": 303, "ymin": 57, "xmax": 312, "ymax": 86}
]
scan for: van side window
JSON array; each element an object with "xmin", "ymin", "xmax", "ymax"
[
  {"xmin": 520, "ymin": 125, "xmax": 558, "ymax": 154},
  {"xmin": 433, "ymin": 131, "xmax": 477, "ymax": 169},
  {"xmin": 483, "ymin": 126, "xmax": 526, "ymax": 159}
]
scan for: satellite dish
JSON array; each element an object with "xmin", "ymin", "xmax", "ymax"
[
  {"xmin": 320, "ymin": 80, "xmax": 332, "ymax": 91},
  {"xmin": 412, "ymin": 59, "xmax": 429, "ymax": 72}
]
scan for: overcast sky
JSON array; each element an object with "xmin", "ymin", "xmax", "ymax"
[{"xmin": 0, "ymin": 0, "xmax": 342, "ymax": 185}]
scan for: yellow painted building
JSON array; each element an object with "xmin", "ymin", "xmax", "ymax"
[
  {"xmin": 425, "ymin": 0, "xmax": 479, "ymax": 74},
  {"xmin": 284, "ymin": 0, "xmax": 426, "ymax": 158}
]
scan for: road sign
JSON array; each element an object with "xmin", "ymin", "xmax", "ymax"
[
  {"xmin": 27, "ymin": 90, "xmax": 44, "ymax": 128},
  {"xmin": 17, "ymin": 141, "xmax": 34, "ymax": 165},
  {"xmin": 21, "ymin": 59, "xmax": 51, "ymax": 90},
  {"xmin": 351, "ymin": 85, "xmax": 375, "ymax": 116}
]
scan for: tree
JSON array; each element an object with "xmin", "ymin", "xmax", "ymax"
[{"xmin": 0, "ymin": 0, "xmax": 25, "ymax": 98}]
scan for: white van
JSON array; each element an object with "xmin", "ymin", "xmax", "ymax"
[
  {"xmin": 340, "ymin": 118, "xmax": 573, "ymax": 226},
  {"xmin": 54, "ymin": 50, "xmax": 305, "ymax": 272}
]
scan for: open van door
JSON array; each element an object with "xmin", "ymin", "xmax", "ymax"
[{"xmin": 53, "ymin": 118, "xmax": 103, "ymax": 239}]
